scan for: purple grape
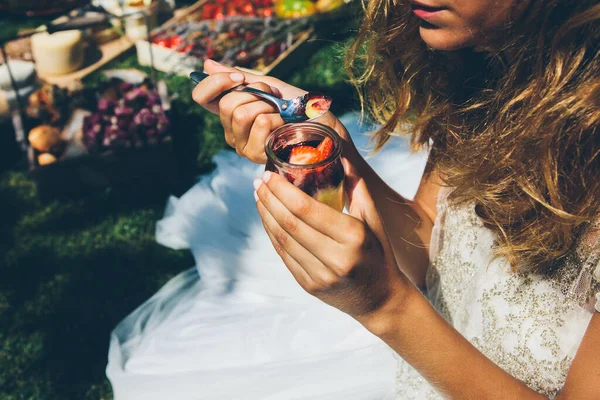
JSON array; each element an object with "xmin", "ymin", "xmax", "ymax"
[
  {"xmin": 104, "ymin": 125, "xmax": 118, "ymax": 139},
  {"xmin": 107, "ymin": 125, "xmax": 128, "ymax": 139},
  {"xmin": 133, "ymin": 112, "xmax": 143, "ymax": 127},
  {"xmin": 156, "ymin": 114, "xmax": 170, "ymax": 135},
  {"xmin": 124, "ymin": 88, "xmax": 148, "ymax": 106},
  {"xmin": 114, "ymin": 105, "xmax": 134, "ymax": 117},
  {"xmin": 157, "ymin": 114, "xmax": 169, "ymax": 124},
  {"xmin": 84, "ymin": 113, "xmax": 102, "ymax": 130},
  {"xmin": 93, "ymin": 123, "xmax": 103, "ymax": 135},
  {"xmin": 145, "ymin": 93, "xmax": 161, "ymax": 107},
  {"xmin": 143, "ymin": 113, "xmax": 157, "ymax": 126},
  {"xmin": 103, "ymin": 125, "xmax": 132, "ymax": 149},
  {"xmin": 120, "ymin": 82, "xmax": 134, "ymax": 93},
  {"xmin": 83, "ymin": 115, "xmax": 93, "ymax": 131},
  {"xmin": 134, "ymin": 108, "xmax": 157, "ymax": 127},
  {"xmin": 151, "ymin": 104, "xmax": 162, "ymax": 115},
  {"xmin": 97, "ymin": 97, "xmax": 116, "ymax": 113},
  {"xmin": 83, "ymin": 117, "xmax": 104, "ymax": 151},
  {"xmin": 110, "ymin": 115, "xmax": 132, "ymax": 130}
]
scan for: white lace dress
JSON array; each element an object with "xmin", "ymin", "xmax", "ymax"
[{"xmin": 395, "ymin": 187, "xmax": 600, "ymax": 399}]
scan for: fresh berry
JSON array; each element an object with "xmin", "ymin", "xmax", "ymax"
[
  {"xmin": 170, "ymin": 35, "xmax": 184, "ymax": 48},
  {"xmin": 316, "ymin": 137, "xmax": 333, "ymax": 160},
  {"xmin": 289, "ymin": 146, "xmax": 319, "ymax": 165},
  {"xmin": 155, "ymin": 38, "xmax": 171, "ymax": 47},
  {"xmin": 178, "ymin": 44, "xmax": 194, "ymax": 54}
]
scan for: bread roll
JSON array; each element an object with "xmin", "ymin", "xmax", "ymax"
[{"xmin": 28, "ymin": 125, "xmax": 62, "ymax": 152}]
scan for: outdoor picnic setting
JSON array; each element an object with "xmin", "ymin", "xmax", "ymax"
[{"xmin": 2, "ymin": 0, "xmax": 600, "ymax": 399}]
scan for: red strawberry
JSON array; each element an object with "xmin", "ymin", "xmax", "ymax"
[
  {"xmin": 289, "ymin": 146, "xmax": 319, "ymax": 165},
  {"xmin": 316, "ymin": 137, "xmax": 333, "ymax": 161}
]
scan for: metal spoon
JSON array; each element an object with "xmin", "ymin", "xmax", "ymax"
[{"xmin": 190, "ymin": 71, "xmax": 332, "ymax": 123}]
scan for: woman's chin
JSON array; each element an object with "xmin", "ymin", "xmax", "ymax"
[{"xmin": 419, "ymin": 26, "xmax": 477, "ymax": 51}]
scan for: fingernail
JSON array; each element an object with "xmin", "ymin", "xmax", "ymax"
[
  {"xmin": 230, "ymin": 72, "xmax": 244, "ymax": 82},
  {"xmin": 270, "ymin": 86, "xmax": 282, "ymax": 98},
  {"xmin": 253, "ymin": 190, "xmax": 258, "ymax": 202},
  {"xmin": 253, "ymin": 178, "xmax": 262, "ymax": 190},
  {"xmin": 262, "ymin": 171, "xmax": 272, "ymax": 183}
]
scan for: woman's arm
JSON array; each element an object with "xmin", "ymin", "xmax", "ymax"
[
  {"xmin": 252, "ymin": 147, "xmax": 598, "ymax": 399},
  {"xmin": 329, "ymin": 117, "xmax": 439, "ymax": 289},
  {"xmin": 557, "ymin": 311, "xmax": 600, "ymax": 399},
  {"xmin": 363, "ymin": 283, "xmax": 600, "ymax": 400}
]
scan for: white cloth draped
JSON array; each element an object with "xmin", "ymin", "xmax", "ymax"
[{"xmin": 106, "ymin": 113, "xmax": 429, "ymax": 400}]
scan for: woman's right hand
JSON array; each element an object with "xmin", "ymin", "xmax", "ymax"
[{"xmin": 192, "ymin": 59, "xmax": 311, "ymax": 164}]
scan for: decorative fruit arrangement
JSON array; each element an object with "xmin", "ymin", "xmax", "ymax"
[
  {"xmin": 151, "ymin": 16, "xmax": 310, "ymax": 70},
  {"xmin": 26, "ymin": 83, "xmax": 92, "ymax": 165},
  {"xmin": 199, "ymin": 0, "xmax": 275, "ymax": 19},
  {"xmin": 266, "ymin": 135, "xmax": 345, "ymax": 211},
  {"xmin": 82, "ymin": 78, "xmax": 171, "ymax": 152}
]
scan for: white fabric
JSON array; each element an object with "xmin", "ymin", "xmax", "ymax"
[
  {"xmin": 106, "ymin": 113, "xmax": 429, "ymax": 400},
  {"xmin": 107, "ymin": 111, "xmax": 600, "ymax": 399}
]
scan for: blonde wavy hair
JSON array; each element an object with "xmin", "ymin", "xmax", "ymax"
[{"xmin": 346, "ymin": 0, "xmax": 600, "ymax": 273}]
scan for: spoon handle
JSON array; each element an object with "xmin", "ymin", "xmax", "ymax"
[{"xmin": 190, "ymin": 71, "xmax": 285, "ymax": 111}]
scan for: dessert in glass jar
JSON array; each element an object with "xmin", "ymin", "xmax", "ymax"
[{"xmin": 265, "ymin": 122, "xmax": 344, "ymax": 211}]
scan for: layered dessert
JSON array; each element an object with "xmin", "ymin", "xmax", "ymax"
[{"xmin": 265, "ymin": 123, "xmax": 344, "ymax": 211}]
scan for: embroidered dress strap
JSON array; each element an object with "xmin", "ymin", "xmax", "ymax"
[{"xmin": 568, "ymin": 219, "xmax": 600, "ymax": 312}]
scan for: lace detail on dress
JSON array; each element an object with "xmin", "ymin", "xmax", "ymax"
[
  {"xmin": 568, "ymin": 220, "xmax": 600, "ymax": 312},
  {"xmin": 395, "ymin": 187, "xmax": 599, "ymax": 399}
]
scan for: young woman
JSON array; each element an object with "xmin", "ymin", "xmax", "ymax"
[{"xmin": 192, "ymin": 0, "xmax": 600, "ymax": 397}]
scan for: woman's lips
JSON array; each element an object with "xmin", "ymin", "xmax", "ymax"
[{"xmin": 410, "ymin": 3, "xmax": 446, "ymax": 21}]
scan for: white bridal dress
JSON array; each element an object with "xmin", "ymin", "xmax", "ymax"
[{"xmin": 107, "ymin": 113, "xmax": 600, "ymax": 399}]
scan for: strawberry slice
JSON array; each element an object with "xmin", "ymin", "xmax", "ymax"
[
  {"xmin": 289, "ymin": 146, "xmax": 320, "ymax": 165},
  {"xmin": 316, "ymin": 137, "xmax": 333, "ymax": 161}
]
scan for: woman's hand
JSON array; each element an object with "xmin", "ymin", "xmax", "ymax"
[
  {"xmin": 192, "ymin": 59, "xmax": 310, "ymax": 163},
  {"xmin": 253, "ymin": 158, "xmax": 413, "ymax": 327}
]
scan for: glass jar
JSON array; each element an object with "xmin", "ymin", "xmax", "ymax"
[{"xmin": 265, "ymin": 122, "xmax": 344, "ymax": 211}]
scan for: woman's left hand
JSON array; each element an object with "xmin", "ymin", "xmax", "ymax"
[{"xmin": 254, "ymin": 158, "xmax": 413, "ymax": 327}]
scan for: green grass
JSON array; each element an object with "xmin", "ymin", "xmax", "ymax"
[{"xmin": 0, "ymin": 12, "xmax": 358, "ymax": 399}]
